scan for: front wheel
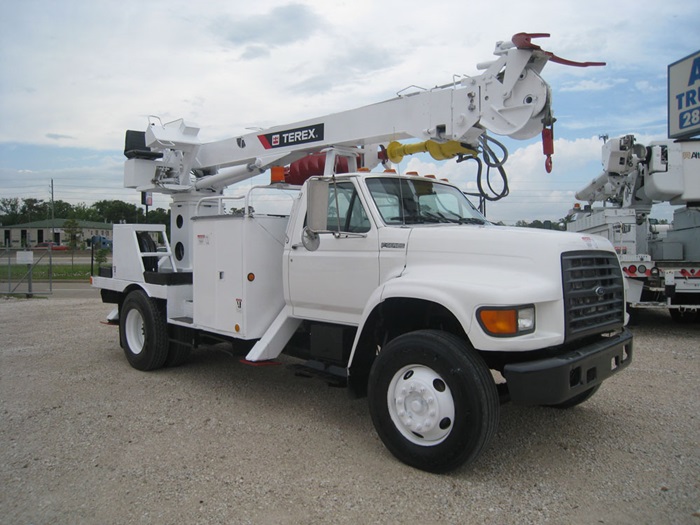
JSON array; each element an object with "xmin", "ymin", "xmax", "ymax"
[
  {"xmin": 120, "ymin": 290, "xmax": 169, "ymax": 371},
  {"xmin": 368, "ymin": 330, "xmax": 499, "ymax": 473}
]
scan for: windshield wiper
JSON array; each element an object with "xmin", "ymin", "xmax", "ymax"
[
  {"xmin": 389, "ymin": 215, "xmax": 426, "ymax": 224},
  {"xmin": 421, "ymin": 211, "xmax": 451, "ymax": 223},
  {"xmin": 457, "ymin": 217, "xmax": 487, "ymax": 225},
  {"xmin": 426, "ymin": 210, "xmax": 486, "ymax": 225}
]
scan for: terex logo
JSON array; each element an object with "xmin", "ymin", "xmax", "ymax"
[{"xmin": 258, "ymin": 123, "xmax": 324, "ymax": 149}]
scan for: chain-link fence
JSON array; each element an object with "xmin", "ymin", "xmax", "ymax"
[{"xmin": 1, "ymin": 247, "xmax": 53, "ymax": 297}]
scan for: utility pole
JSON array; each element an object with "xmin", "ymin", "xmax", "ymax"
[{"xmin": 51, "ymin": 179, "xmax": 55, "ymax": 243}]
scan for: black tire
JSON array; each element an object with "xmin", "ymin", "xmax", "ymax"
[
  {"xmin": 136, "ymin": 231, "xmax": 158, "ymax": 272},
  {"xmin": 165, "ymin": 342, "xmax": 191, "ymax": 368},
  {"xmin": 119, "ymin": 290, "xmax": 169, "ymax": 371},
  {"xmin": 669, "ymin": 307, "xmax": 699, "ymax": 324},
  {"xmin": 368, "ymin": 330, "xmax": 499, "ymax": 473},
  {"xmin": 546, "ymin": 385, "xmax": 600, "ymax": 409}
]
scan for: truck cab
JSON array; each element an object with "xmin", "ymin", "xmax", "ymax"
[{"xmin": 284, "ymin": 172, "xmax": 631, "ymax": 389}]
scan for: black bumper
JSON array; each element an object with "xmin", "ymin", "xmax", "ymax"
[{"xmin": 502, "ymin": 329, "xmax": 633, "ymax": 406}]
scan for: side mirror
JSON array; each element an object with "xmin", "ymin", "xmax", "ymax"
[
  {"xmin": 301, "ymin": 227, "xmax": 320, "ymax": 251},
  {"xmin": 306, "ymin": 178, "xmax": 329, "ymax": 232}
]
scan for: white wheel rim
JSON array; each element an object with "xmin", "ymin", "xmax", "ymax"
[
  {"xmin": 125, "ymin": 308, "xmax": 145, "ymax": 355},
  {"xmin": 387, "ymin": 364, "xmax": 455, "ymax": 446}
]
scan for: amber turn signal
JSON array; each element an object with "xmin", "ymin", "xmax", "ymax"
[{"xmin": 478, "ymin": 309, "xmax": 518, "ymax": 335}]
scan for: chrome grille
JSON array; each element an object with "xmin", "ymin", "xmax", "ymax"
[{"xmin": 562, "ymin": 251, "xmax": 625, "ymax": 340}]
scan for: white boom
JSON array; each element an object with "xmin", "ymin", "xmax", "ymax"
[
  {"xmin": 124, "ymin": 33, "xmax": 604, "ymax": 195},
  {"xmin": 123, "ymin": 33, "xmax": 603, "ymax": 270},
  {"xmin": 575, "ymin": 135, "xmax": 700, "ymax": 212}
]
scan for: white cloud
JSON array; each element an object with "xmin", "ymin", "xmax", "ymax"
[
  {"xmin": 635, "ymin": 80, "xmax": 666, "ymax": 94},
  {"xmin": 560, "ymin": 79, "xmax": 627, "ymax": 92},
  {"xmin": 45, "ymin": 133, "xmax": 77, "ymax": 141},
  {"xmin": 1, "ymin": 0, "xmax": 695, "ymax": 150},
  {"xmin": 240, "ymin": 45, "xmax": 271, "ymax": 61},
  {"xmin": 219, "ymin": 4, "xmax": 323, "ymax": 47},
  {"xmin": 0, "ymin": 0, "xmax": 698, "ymax": 223}
]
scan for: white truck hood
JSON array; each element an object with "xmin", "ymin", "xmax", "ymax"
[
  {"xmin": 378, "ymin": 225, "xmax": 619, "ymax": 350},
  {"xmin": 396, "ymin": 224, "xmax": 615, "ymax": 305},
  {"xmin": 405, "ymin": 224, "xmax": 612, "ymax": 261}
]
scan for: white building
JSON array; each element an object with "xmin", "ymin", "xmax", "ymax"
[{"xmin": 2, "ymin": 219, "xmax": 113, "ymax": 248}]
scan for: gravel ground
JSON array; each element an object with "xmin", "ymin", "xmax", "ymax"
[{"xmin": 1, "ymin": 295, "xmax": 698, "ymax": 524}]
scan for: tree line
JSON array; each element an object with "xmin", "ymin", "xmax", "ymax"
[
  {"xmin": 2, "ymin": 196, "xmax": 574, "ymax": 230},
  {"xmin": 0, "ymin": 197, "xmax": 169, "ymax": 226},
  {"xmin": 8, "ymin": 197, "xmax": 650, "ymax": 231},
  {"xmin": 513, "ymin": 219, "xmax": 568, "ymax": 230}
]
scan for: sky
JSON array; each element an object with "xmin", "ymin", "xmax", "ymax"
[{"xmin": 1, "ymin": 0, "xmax": 698, "ymax": 224}]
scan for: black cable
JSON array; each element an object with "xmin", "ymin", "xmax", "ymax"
[
  {"xmin": 479, "ymin": 134, "xmax": 508, "ymax": 167},
  {"xmin": 459, "ymin": 133, "xmax": 510, "ymax": 202}
]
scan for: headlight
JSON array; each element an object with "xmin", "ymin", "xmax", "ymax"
[{"xmin": 477, "ymin": 305, "xmax": 536, "ymax": 337}]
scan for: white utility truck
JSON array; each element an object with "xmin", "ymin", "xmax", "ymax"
[
  {"xmin": 568, "ymin": 134, "xmax": 700, "ymax": 322},
  {"xmin": 93, "ymin": 34, "xmax": 632, "ymax": 472}
]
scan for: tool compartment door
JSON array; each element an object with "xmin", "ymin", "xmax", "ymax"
[{"xmin": 192, "ymin": 216, "xmax": 287, "ymax": 338}]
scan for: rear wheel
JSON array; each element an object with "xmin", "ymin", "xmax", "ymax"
[
  {"xmin": 368, "ymin": 330, "xmax": 499, "ymax": 473},
  {"xmin": 120, "ymin": 290, "xmax": 169, "ymax": 371},
  {"xmin": 165, "ymin": 342, "xmax": 191, "ymax": 367}
]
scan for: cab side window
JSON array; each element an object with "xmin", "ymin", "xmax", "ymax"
[{"xmin": 327, "ymin": 182, "xmax": 371, "ymax": 233}]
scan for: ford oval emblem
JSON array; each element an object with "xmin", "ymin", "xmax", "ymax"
[{"xmin": 595, "ymin": 286, "xmax": 606, "ymax": 297}]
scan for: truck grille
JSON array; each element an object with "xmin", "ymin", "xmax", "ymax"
[{"xmin": 562, "ymin": 251, "xmax": 625, "ymax": 341}]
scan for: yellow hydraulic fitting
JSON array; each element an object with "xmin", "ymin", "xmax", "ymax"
[{"xmin": 386, "ymin": 140, "xmax": 477, "ymax": 163}]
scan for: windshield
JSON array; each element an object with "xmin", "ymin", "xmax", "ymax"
[{"xmin": 365, "ymin": 177, "xmax": 487, "ymax": 226}]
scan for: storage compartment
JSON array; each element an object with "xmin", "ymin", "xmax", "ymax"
[
  {"xmin": 648, "ymin": 240, "xmax": 683, "ymax": 261},
  {"xmin": 192, "ymin": 215, "xmax": 289, "ymax": 338}
]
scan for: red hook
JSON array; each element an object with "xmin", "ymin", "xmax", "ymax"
[
  {"xmin": 542, "ymin": 126, "xmax": 554, "ymax": 173},
  {"xmin": 511, "ymin": 33, "xmax": 606, "ymax": 68}
]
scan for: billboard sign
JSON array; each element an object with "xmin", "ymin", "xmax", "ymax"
[{"xmin": 668, "ymin": 50, "xmax": 700, "ymax": 139}]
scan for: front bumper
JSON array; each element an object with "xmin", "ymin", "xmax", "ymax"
[{"xmin": 503, "ymin": 329, "xmax": 633, "ymax": 405}]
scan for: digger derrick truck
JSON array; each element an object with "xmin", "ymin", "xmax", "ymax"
[
  {"xmin": 568, "ymin": 135, "xmax": 700, "ymax": 322},
  {"xmin": 92, "ymin": 34, "xmax": 632, "ymax": 472}
]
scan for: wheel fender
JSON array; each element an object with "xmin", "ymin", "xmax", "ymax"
[
  {"xmin": 348, "ymin": 277, "xmax": 473, "ymax": 370},
  {"xmin": 348, "ymin": 284, "xmax": 388, "ymax": 368}
]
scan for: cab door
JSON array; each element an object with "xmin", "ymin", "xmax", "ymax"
[{"xmin": 287, "ymin": 181, "xmax": 379, "ymax": 325}]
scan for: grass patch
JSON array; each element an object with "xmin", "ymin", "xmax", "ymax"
[{"xmin": 1, "ymin": 263, "xmax": 98, "ymax": 281}]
